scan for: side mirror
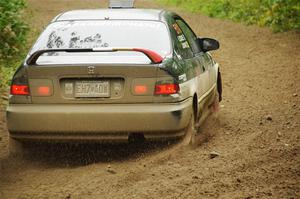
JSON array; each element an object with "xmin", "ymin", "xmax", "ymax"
[{"xmin": 197, "ymin": 38, "xmax": 220, "ymax": 53}]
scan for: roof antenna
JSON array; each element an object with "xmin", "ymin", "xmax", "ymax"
[{"xmin": 109, "ymin": 0, "xmax": 135, "ymax": 9}]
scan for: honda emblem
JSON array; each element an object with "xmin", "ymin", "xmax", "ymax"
[{"xmin": 87, "ymin": 66, "xmax": 95, "ymax": 74}]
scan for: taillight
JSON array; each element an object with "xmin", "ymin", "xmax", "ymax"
[
  {"xmin": 38, "ymin": 86, "xmax": 51, "ymax": 96},
  {"xmin": 155, "ymin": 83, "xmax": 179, "ymax": 95},
  {"xmin": 134, "ymin": 85, "xmax": 148, "ymax": 94},
  {"xmin": 10, "ymin": 85, "xmax": 30, "ymax": 95}
]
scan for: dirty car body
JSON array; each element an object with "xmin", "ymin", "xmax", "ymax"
[{"xmin": 6, "ymin": 8, "xmax": 222, "ymax": 143}]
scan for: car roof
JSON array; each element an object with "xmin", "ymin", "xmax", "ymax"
[{"xmin": 54, "ymin": 9, "xmax": 166, "ymax": 22}]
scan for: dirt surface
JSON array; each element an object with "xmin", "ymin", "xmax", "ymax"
[{"xmin": 0, "ymin": 0, "xmax": 299, "ymax": 198}]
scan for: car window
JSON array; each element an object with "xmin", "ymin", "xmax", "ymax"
[
  {"xmin": 29, "ymin": 20, "xmax": 172, "ymax": 64},
  {"xmin": 175, "ymin": 19, "xmax": 199, "ymax": 53},
  {"xmin": 171, "ymin": 22, "xmax": 194, "ymax": 59}
]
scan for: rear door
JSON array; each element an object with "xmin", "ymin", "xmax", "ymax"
[
  {"xmin": 174, "ymin": 18, "xmax": 210, "ymax": 98},
  {"xmin": 203, "ymin": 52, "xmax": 217, "ymax": 89}
]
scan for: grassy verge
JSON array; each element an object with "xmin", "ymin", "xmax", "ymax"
[
  {"xmin": 0, "ymin": 58, "xmax": 25, "ymax": 107},
  {"xmin": 157, "ymin": 0, "xmax": 300, "ymax": 32},
  {"xmin": 0, "ymin": 0, "xmax": 33, "ymax": 103}
]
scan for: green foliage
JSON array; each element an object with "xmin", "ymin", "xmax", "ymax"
[
  {"xmin": 0, "ymin": 60, "xmax": 21, "ymax": 95},
  {"xmin": 0, "ymin": 0, "xmax": 28, "ymax": 61},
  {"xmin": 0, "ymin": 64, "xmax": 16, "ymax": 90},
  {"xmin": 158, "ymin": 0, "xmax": 300, "ymax": 32},
  {"xmin": 0, "ymin": 0, "xmax": 28, "ymax": 94}
]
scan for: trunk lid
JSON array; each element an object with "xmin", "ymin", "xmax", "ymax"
[{"xmin": 27, "ymin": 64, "xmax": 158, "ymax": 104}]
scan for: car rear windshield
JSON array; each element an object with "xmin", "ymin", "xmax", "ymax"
[{"xmin": 28, "ymin": 20, "xmax": 172, "ymax": 64}]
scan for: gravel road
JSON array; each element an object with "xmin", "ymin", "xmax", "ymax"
[{"xmin": 0, "ymin": 0, "xmax": 299, "ymax": 198}]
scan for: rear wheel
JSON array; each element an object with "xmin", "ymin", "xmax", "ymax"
[{"xmin": 217, "ymin": 71, "xmax": 222, "ymax": 102}]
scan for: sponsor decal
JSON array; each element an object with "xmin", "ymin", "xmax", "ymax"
[
  {"xmin": 177, "ymin": 34, "xmax": 186, "ymax": 42},
  {"xmin": 181, "ymin": 41, "xmax": 190, "ymax": 49},
  {"xmin": 179, "ymin": 74, "xmax": 187, "ymax": 82},
  {"xmin": 172, "ymin": 23, "xmax": 182, "ymax": 35}
]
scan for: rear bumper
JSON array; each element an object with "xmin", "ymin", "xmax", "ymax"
[{"xmin": 6, "ymin": 98, "xmax": 193, "ymax": 141}]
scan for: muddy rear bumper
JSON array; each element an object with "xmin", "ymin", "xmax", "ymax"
[{"xmin": 6, "ymin": 98, "xmax": 193, "ymax": 141}]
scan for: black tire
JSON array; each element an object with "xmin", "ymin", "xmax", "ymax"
[
  {"xmin": 212, "ymin": 89, "xmax": 220, "ymax": 113},
  {"xmin": 217, "ymin": 71, "xmax": 222, "ymax": 102}
]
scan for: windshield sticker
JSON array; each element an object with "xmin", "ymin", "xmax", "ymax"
[
  {"xmin": 177, "ymin": 35, "xmax": 186, "ymax": 42},
  {"xmin": 69, "ymin": 32, "xmax": 80, "ymax": 48},
  {"xmin": 69, "ymin": 32, "xmax": 108, "ymax": 48},
  {"xmin": 46, "ymin": 30, "xmax": 109, "ymax": 49},
  {"xmin": 172, "ymin": 24, "xmax": 182, "ymax": 35}
]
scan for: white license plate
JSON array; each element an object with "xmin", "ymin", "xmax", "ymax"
[{"xmin": 75, "ymin": 81, "xmax": 110, "ymax": 98}]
